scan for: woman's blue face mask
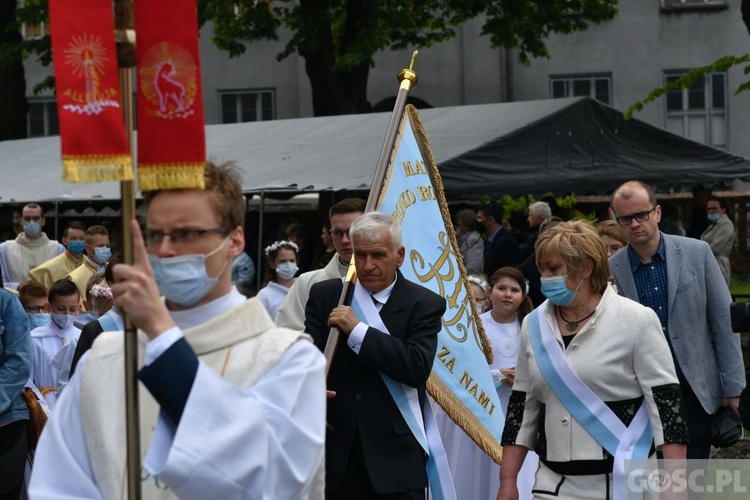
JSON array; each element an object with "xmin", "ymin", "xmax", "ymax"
[{"xmin": 540, "ymin": 274, "xmax": 584, "ymax": 307}]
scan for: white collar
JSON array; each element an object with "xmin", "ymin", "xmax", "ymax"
[
  {"xmin": 369, "ymin": 275, "xmax": 398, "ymax": 306},
  {"xmin": 169, "ymin": 286, "xmax": 246, "ymax": 330}
]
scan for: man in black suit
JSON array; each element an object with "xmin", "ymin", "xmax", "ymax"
[
  {"xmin": 305, "ymin": 212, "xmax": 446, "ymax": 499},
  {"xmin": 476, "ymin": 202, "xmax": 519, "ymax": 278}
]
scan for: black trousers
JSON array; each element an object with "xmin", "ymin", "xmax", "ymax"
[
  {"xmin": 681, "ymin": 383, "xmax": 713, "ymax": 460},
  {"xmin": 327, "ymin": 430, "xmax": 425, "ymax": 500},
  {"xmin": 0, "ymin": 420, "xmax": 28, "ymax": 500}
]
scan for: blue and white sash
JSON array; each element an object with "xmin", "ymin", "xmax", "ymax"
[
  {"xmin": 97, "ymin": 308, "xmax": 122, "ymax": 332},
  {"xmin": 527, "ymin": 305, "xmax": 653, "ymax": 500},
  {"xmin": 351, "ymin": 282, "xmax": 456, "ymax": 500}
]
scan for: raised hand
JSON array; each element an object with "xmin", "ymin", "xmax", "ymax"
[{"xmin": 111, "ymin": 220, "xmax": 175, "ymax": 339}]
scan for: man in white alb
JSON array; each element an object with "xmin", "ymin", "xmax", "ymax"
[{"xmin": 29, "ymin": 162, "xmax": 326, "ymax": 499}]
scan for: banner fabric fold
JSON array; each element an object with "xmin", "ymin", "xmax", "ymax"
[
  {"xmin": 374, "ymin": 105, "xmax": 504, "ymax": 464},
  {"xmin": 135, "ymin": 0, "xmax": 206, "ymax": 191},
  {"xmin": 48, "ymin": 0, "xmax": 132, "ymax": 183}
]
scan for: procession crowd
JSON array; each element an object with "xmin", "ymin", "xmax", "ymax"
[{"xmin": 0, "ymin": 168, "xmax": 746, "ymax": 499}]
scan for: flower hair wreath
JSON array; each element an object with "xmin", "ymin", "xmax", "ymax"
[
  {"xmin": 90, "ymin": 284, "xmax": 113, "ymax": 300},
  {"xmin": 264, "ymin": 240, "xmax": 299, "ymax": 258}
]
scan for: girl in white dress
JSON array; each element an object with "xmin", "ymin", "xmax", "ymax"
[
  {"xmin": 256, "ymin": 240, "xmax": 298, "ymax": 320},
  {"xmin": 481, "ymin": 267, "xmax": 539, "ymax": 500}
]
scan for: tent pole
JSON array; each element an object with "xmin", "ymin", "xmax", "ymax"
[{"xmin": 257, "ymin": 191, "xmax": 265, "ymax": 291}]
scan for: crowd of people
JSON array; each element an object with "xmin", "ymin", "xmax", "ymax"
[{"xmin": 0, "ymin": 171, "xmax": 746, "ymax": 499}]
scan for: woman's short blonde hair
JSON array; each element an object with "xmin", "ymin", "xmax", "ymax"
[
  {"xmin": 596, "ymin": 219, "xmax": 627, "ymax": 246},
  {"xmin": 536, "ymin": 220, "xmax": 610, "ymax": 295}
]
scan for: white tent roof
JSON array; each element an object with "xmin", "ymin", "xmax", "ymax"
[{"xmin": 0, "ymin": 98, "xmax": 573, "ymax": 203}]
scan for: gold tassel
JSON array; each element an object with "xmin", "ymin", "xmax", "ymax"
[
  {"xmin": 62, "ymin": 155, "xmax": 134, "ymax": 183},
  {"xmin": 428, "ymin": 376, "xmax": 504, "ymax": 464},
  {"xmin": 137, "ymin": 163, "xmax": 206, "ymax": 191},
  {"xmin": 22, "ymin": 388, "xmax": 49, "ymax": 466}
]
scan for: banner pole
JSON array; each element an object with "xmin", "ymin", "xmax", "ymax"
[
  {"xmin": 323, "ymin": 51, "xmax": 419, "ymax": 375},
  {"xmin": 115, "ymin": 0, "xmax": 141, "ymax": 498}
]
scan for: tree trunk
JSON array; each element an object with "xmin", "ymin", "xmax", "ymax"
[
  {"xmin": 742, "ymin": 0, "xmax": 750, "ymax": 36},
  {"xmin": 0, "ymin": 1, "xmax": 28, "ymax": 141},
  {"xmin": 298, "ymin": 0, "xmax": 372, "ymax": 116}
]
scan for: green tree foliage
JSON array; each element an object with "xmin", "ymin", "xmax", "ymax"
[
  {"xmin": 0, "ymin": 0, "xmax": 619, "ymax": 135},
  {"xmin": 626, "ymin": 0, "xmax": 750, "ymax": 120},
  {"xmin": 200, "ymin": 0, "xmax": 619, "ymax": 116}
]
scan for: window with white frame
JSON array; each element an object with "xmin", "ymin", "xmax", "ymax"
[
  {"xmin": 27, "ymin": 98, "xmax": 59, "ymax": 137},
  {"xmin": 664, "ymin": 71, "xmax": 727, "ymax": 149},
  {"xmin": 18, "ymin": 0, "xmax": 47, "ymax": 40},
  {"xmin": 549, "ymin": 75, "xmax": 611, "ymax": 104},
  {"xmin": 219, "ymin": 89, "xmax": 275, "ymax": 123}
]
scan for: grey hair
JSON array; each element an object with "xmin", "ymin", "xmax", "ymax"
[
  {"xmin": 529, "ymin": 201, "xmax": 551, "ymax": 218},
  {"xmin": 350, "ymin": 212, "xmax": 402, "ymax": 252}
]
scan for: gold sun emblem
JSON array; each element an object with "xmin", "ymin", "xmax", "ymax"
[{"xmin": 138, "ymin": 42, "xmax": 199, "ymax": 119}]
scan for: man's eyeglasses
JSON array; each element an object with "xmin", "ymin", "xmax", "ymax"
[
  {"xmin": 145, "ymin": 227, "xmax": 228, "ymax": 246},
  {"xmin": 25, "ymin": 306, "xmax": 45, "ymax": 314},
  {"xmin": 614, "ymin": 208, "xmax": 656, "ymax": 227},
  {"xmin": 329, "ymin": 229, "xmax": 350, "ymax": 240}
]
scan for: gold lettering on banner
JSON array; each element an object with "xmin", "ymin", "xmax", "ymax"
[
  {"xmin": 417, "ymin": 185, "xmax": 435, "ymax": 201},
  {"xmin": 437, "ymin": 345, "xmax": 456, "ymax": 374},
  {"xmin": 402, "ymin": 160, "xmax": 427, "ymax": 177},
  {"xmin": 412, "ymin": 231, "xmax": 481, "ymax": 347},
  {"xmin": 457, "ymin": 370, "xmax": 495, "ymax": 416},
  {"xmin": 392, "ymin": 189, "xmax": 417, "ymax": 223}
]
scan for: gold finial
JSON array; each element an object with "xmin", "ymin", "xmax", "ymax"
[{"xmin": 398, "ymin": 50, "xmax": 419, "ymax": 90}]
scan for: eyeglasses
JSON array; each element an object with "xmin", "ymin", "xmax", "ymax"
[
  {"xmin": 614, "ymin": 208, "xmax": 656, "ymax": 226},
  {"xmin": 25, "ymin": 306, "xmax": 45, "ymax": 314},
  {"xmin": 329, "ymin": 229, "xmax": 350, "ymax": 240},
  {"xmin": 145, "ymin": 227, "xmax": 228, "ymax": 246}
]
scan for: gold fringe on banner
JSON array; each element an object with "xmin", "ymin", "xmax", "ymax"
[
  {"xmin": 405, "ymin": 105, "xmax": 494, "ymax": 365},
  {"xmin": 428, "ymin": 375, "xmax": 503, "ymax": 464},
  {"xmin": 137, "ymin": 163, "xmax": 206, "ymax": 192},
  {"xmin": 406, "ymin": 104, "xmax": 503, "ymax": 464},
  {"xmin": 63, "ymin": 155, "xmax": 134, "ymax": 183}
]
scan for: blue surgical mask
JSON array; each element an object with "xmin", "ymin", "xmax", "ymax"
[
  {"xmin": 707, "ymin": 213, "xmax": 721, "ymax": 223},
  {"xmin": 51, "ymin": 312, "xmax": 77, "ymax": 330},
  {"xmin": 28, "ymin": 313, "xmax": 50, "ymax": 329},
  {"xmin": 94, "ymin": 246, "xmax": 111, "ymax": 264},
  {"xmin": 24, "ymin": 221, "xmax": 42, "ymax": 238},
  {"xmin": 149, "ymin": 238, "xmax": 230, "ymax": 307},
  {"xmin": 540, "ymin": 274, "xmax": 584, "ymax": 307},
  {"xmin": 12, "ymin": 218, "xmax": 20, "ymax": 226},
  {"xmin": 68, "ymin": 240, "xmax": 85, "ymax": 255},
  {"xmin": 275, "ymin": 262, "xmax": 299, "ymax": 280}
]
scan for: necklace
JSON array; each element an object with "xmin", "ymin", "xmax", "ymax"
[{"xmin": 557, "ymin": 306, "xmax": 595, "ymax": 332}]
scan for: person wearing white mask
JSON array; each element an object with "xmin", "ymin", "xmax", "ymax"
[
  {"xmin": 30, "ymin": 161, "xmax": 326, "ymax": 499},
  {"xmin": 0, "ymin": 203, "xmax": 65, "ymax": 289},
  {"xmin": 256, "ymin": 240, "xmax": 299, "ymax": 320},
  {"xmin": 67, "ymin": 225, "xmax": 110, "ymax": 306},
  {"xmin": 29, "ymin": 278, "xmax": 81, "ymax": 410}
]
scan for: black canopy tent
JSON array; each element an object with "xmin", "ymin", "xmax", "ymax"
[{"xmin": 438, "ymin": 97, "xmax": 750, "ymax": 199}]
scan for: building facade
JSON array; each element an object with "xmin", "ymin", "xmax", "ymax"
[{"xmin": 22, "ymin": 0, "xmax": 750, "ymax": 157}]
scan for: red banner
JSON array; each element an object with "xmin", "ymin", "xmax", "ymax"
[
  {"xmin": 135, "ymin": 0, "xmax": 206, "ymax": 191},
  {"xmin": 48, "ymin": 0, "xmax": 132, "ymax": 182}
]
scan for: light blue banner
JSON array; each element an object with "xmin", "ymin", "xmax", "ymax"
[{"xmin": 375, "ymin": 109, "xmax": 504, "ymax": 459}]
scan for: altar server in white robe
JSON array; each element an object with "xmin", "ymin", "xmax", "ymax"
[
  {"xmin": 30, "ymin": 162, "xmax": 327, "ymax": 499},
  {"xmin": 29, "ymin": 278, "xmax": 81, "ymax": 409}
]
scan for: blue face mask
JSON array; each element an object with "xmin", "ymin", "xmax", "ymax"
[
  {"xmin": 707, "ymin": 213, "xmax": 721, "ymax": 223},
  {"xmin": 149, "ymin": 238, "xmax": 230, "ymax": 307},
  {"xmin": 68, "ymin": 240, "xmax": 85, "ymax": 255},
  {"xmin": 540, "ymin": 274, "xmax": 584, "ymax": 307},
  {"xmin": 94, "ymin": 246, "xmax": 111, "ymax": 264},
  {"xmin": 24, "ymin": 221, "xmax": 42, "ymax": 238},
  {"xmin": 28, "ymin": 313, "xmax": 50, "ymax": 329}
]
